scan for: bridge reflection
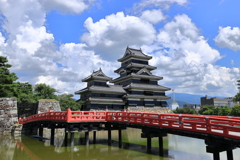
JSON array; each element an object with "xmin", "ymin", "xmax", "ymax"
[{"xmin": 12, "ymin": 130, "xmax": 170, "ymax": 160}]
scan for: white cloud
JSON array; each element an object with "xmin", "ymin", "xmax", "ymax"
[
  {"xmin": 155, "ymin": 14, "xmax": 221, "ymax": 64},
  {"xmin": 140, "ymin": 9, "xmax": 166, "ymax": 24},
  {"xmin": 81, "ymin": 12, "xmax": 156, "ymax": 60},
  {"xmin": 13, "ymin": 22, "xmax": 54, "ymax": 55},
  {"xmin": 158, "ymin": 14, "xmax": 200, "ymax": 43},
  {"xmin": 147, "ymin": 14, "xmax": 238, "ymax": 96},
  {"xmin": 214, "ymin": 26, "xmax": 240, "ymax": 51},
  {"xmin": 0, "ymin": 32, "xmax": 5, "ymax": 44},
  {"xmin": 0, "ymin": 0, "xmax": 99, "ymax": 95},
  {"xmin": 58, "ymin": 43, "xmax": 115, "ymax": 78},
  {"xmin": 39, "ymin": 0, "xmax": 94, "ymax": 14}
]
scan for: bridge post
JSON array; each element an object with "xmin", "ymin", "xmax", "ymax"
[
  {"xmin": 147, "ymin": 136, "xmax": 152, "ymax": 153},
  {"xmin": 50, "ymin": 124, "xmax": 55, "ymax": 145},
  {"xmin": 226, "ymin": 150, "xmax": 233, "ymax": 160},
  {"xmin": 93, "ymin": 131, "xmax": 96, "ymax": 144},
  {"xmin": 108, "ymin": 126, "xmax": 112, "ymax": 146},
  {"xmin": 158, "ymin": 136, "xmax": 164, "ymax": 157},
  {"xmin": 213, "ymin": 152, "xmax": 220, "ymax": 160},
  {"xmin": 70, "ymin": 132, "xmax": 74, "ymax": 146},
  {"xmin": 118, "ymin": 129, "xmax": 122, "ymax": 148},
  {"xmin": 205, "ymin": 138, "xmax": 236, "ymax": 160},
  {"xmin": 38, "ymin": 125, "xmax": 43, "ymax": 139},
  {"xmin": 64, "ymin": 131, "xmax": 68, "ymax": 146},
  {"xmin": 85, "ymin": 131, "xmax": 89, "ymax": 145}
]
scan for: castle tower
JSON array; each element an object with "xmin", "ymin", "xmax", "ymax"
[{"xmin": 111, "ymin": 47, "xmax": 171, "ymax": 108}]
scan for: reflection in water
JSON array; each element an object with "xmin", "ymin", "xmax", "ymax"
[
  {"xmin": 0, "ymin": 135, "xmax": 21, "ymax": 160},
  {"xmin": 1, "ymin": 128, "xmax": 240, "ymax": 160}
]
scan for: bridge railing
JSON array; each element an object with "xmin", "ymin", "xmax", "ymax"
[
  {"xmin": 106, "ymin": 112, "xmax": 240, "ymax": 140},
  {"xmin": 18, "ymin": 109, "xmax": 106, "ymax": 124},
  {"xmin": 18, "ymin": 111, "xmax": 68, "ymax": 124},
  {"xmin": 66, "ymin": 109, "xmax": 106, "ymax": 122}
]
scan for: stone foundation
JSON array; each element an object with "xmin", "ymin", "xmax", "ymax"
[
  {"xmin": 127, "ymin": 106, "xmax": 172, "ymax": 113},
  {"xmin": 0, "ymin": 97, "xmax": 20, "ymax": 135},
  {"xmin": 38, "ymin": 99, "xmax": 61, "ymax": 113}
]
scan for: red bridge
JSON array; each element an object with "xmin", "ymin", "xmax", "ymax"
[{"xmin": 19, "ymin": 109, "xmax": 240, "ymax": 160}]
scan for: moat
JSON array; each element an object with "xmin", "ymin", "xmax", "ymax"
[{"xmin": 1, "ymin": 128, "xmax": 240, "ymax": 160}]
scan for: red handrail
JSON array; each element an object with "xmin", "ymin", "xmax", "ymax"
[
  {"xmin": 18, "ymin": 110, "xmax": 240, "ymax": 140},
  {"xmin": 106, "ymin": 111, "xmax": 240, "ymax": 140},
  {"xmin": 18, "ymin": 109, "xmax": 106, "ymax": 124}
]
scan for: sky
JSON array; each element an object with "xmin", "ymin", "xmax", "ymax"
[{"xmin": 0, "ymin": 0, "xmax": 240, "ymax": 98}]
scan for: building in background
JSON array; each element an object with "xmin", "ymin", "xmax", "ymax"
[
  {"xmin": 75, "ymin": 47, "xmax": 171, "ymax": 111},
  {"xmin": 200, "ymin": 95, "xmax": 233, "ymax": 108}
]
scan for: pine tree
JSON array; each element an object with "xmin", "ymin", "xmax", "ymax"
[{"xmin": 0, "ymin": 56, "xmax": 18, "ymax": 97}]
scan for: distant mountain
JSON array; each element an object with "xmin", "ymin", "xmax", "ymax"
[
  {"xmin": 166, "ymin": 93, "xmax": 205, "ymax": 108},
  {"xmin": 166, "ymin": 93, "xmax": 229, "ymax": 108}
]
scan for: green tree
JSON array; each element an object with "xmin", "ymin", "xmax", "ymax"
[
  {"xmin": 199, "ymin": 105, "xmax": 215, "ymax": 115},
  {"xmin": 218, "ymin": 107, "xmax": 231, "ymax": 116},
  {"xmin": 57, "ymin": 94, "xmax": 84, "ymax": 111},
  {"xmin": 173, "ymin": 107, "xmax": 197, "ymax": 114},
  {"xmin": 0, "ymin": 56, "xmax": 18, "ymax": 97},
  {"xmin": 14, "ymin": 82, "xmax": 36, "ymax": 103},
  {"xmin": 34, "ymin": 83, "xmax": 58, "ymax": 100},
  {"xmin": 233, "ymin": 93, "xmax": 240, "ymax": 102},
  {"xmin": 230, "ymin": 105, "xmax": 240, "ymax": 117}
]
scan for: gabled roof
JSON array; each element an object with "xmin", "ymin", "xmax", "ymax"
[
  {"xmin": 136, "ymin": 67, "xmax": 152, "ymax": 76},
  {"xmin": 82, "ymin": 68, "xmax": 112, "ymax": 82},
  {"xmin": 114, "ymin": 63, "xmax": 156, "ymax": 73},
  {"xmin": 118, "ymin": 47, "xmax": 152, "ymax": 62}
]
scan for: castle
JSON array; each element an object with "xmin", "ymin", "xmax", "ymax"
[{"xmin": 75, "ymin": 47, "xmax": 171, "ymax": 111}]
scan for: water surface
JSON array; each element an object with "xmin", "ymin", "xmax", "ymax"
[{"xmin": 1, "ymin": 128, "xmax": 240, "ymax": 160}]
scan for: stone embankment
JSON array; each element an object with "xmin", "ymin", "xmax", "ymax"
[
  {"xmin": 0, "ymin": 98, "xmax": 22, "ymax": 135},
  {"xmin": 0, "ymin": 98, "xmax": 61, "ymax": 135},
  {"xmin": 38, "ymin": 99, "xmax": 61, "ymax": 113},
  {"xmin": 127, "ymin": 106, "xmax": 172, "ymax": 113}
]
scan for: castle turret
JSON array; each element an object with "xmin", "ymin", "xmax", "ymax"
[{"xmin": 75, "ymin": 68, "xmax": 126, "ymax": 111}]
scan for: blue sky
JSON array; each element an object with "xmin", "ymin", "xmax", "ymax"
[{"xmin": 0, "ymin": 0, "xmax": 240, "ymax": 97}]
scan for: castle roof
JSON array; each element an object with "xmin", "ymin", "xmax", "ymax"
[
  {"xmin": 118, "ymin": 47, "xmax": 152, "ymax": 62},
  {"xmin": 82, "ymin": 68, "xmax": 112, "ymax": 82},
  {"xmin": 111, "ymin": 68, "xmax": 163, "ymax": 83},
  {"xmin": 123, "ymin": 83, "xmax": 171, "ymax": 91},
  {"xmin": 75, "ymin": 85, "xmax": 126, "ymax": 94},
  {"xmin": 114, "ymin": 62, "xmax": 156, "ymax": 73}
]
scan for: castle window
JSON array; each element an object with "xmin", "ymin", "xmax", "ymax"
[
  {"xmin": 140, "ymin": 79, "xmax": 149, "ymax": 83},
  {"xmin": 144, "ymin": 91, "xmax": 153, "ymax": 95}
]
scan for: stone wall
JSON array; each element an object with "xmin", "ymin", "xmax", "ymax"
[
  {"xmin": 0, "ymin": 98, "xmax": 21, "ymax": 134},
  {"xmin": 127, "ymin": 106, "xmax": 172, "ymax": 113},
  {"xmin": 38, "ymin": 99, "xmax": 61, "ymax": 113}
]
